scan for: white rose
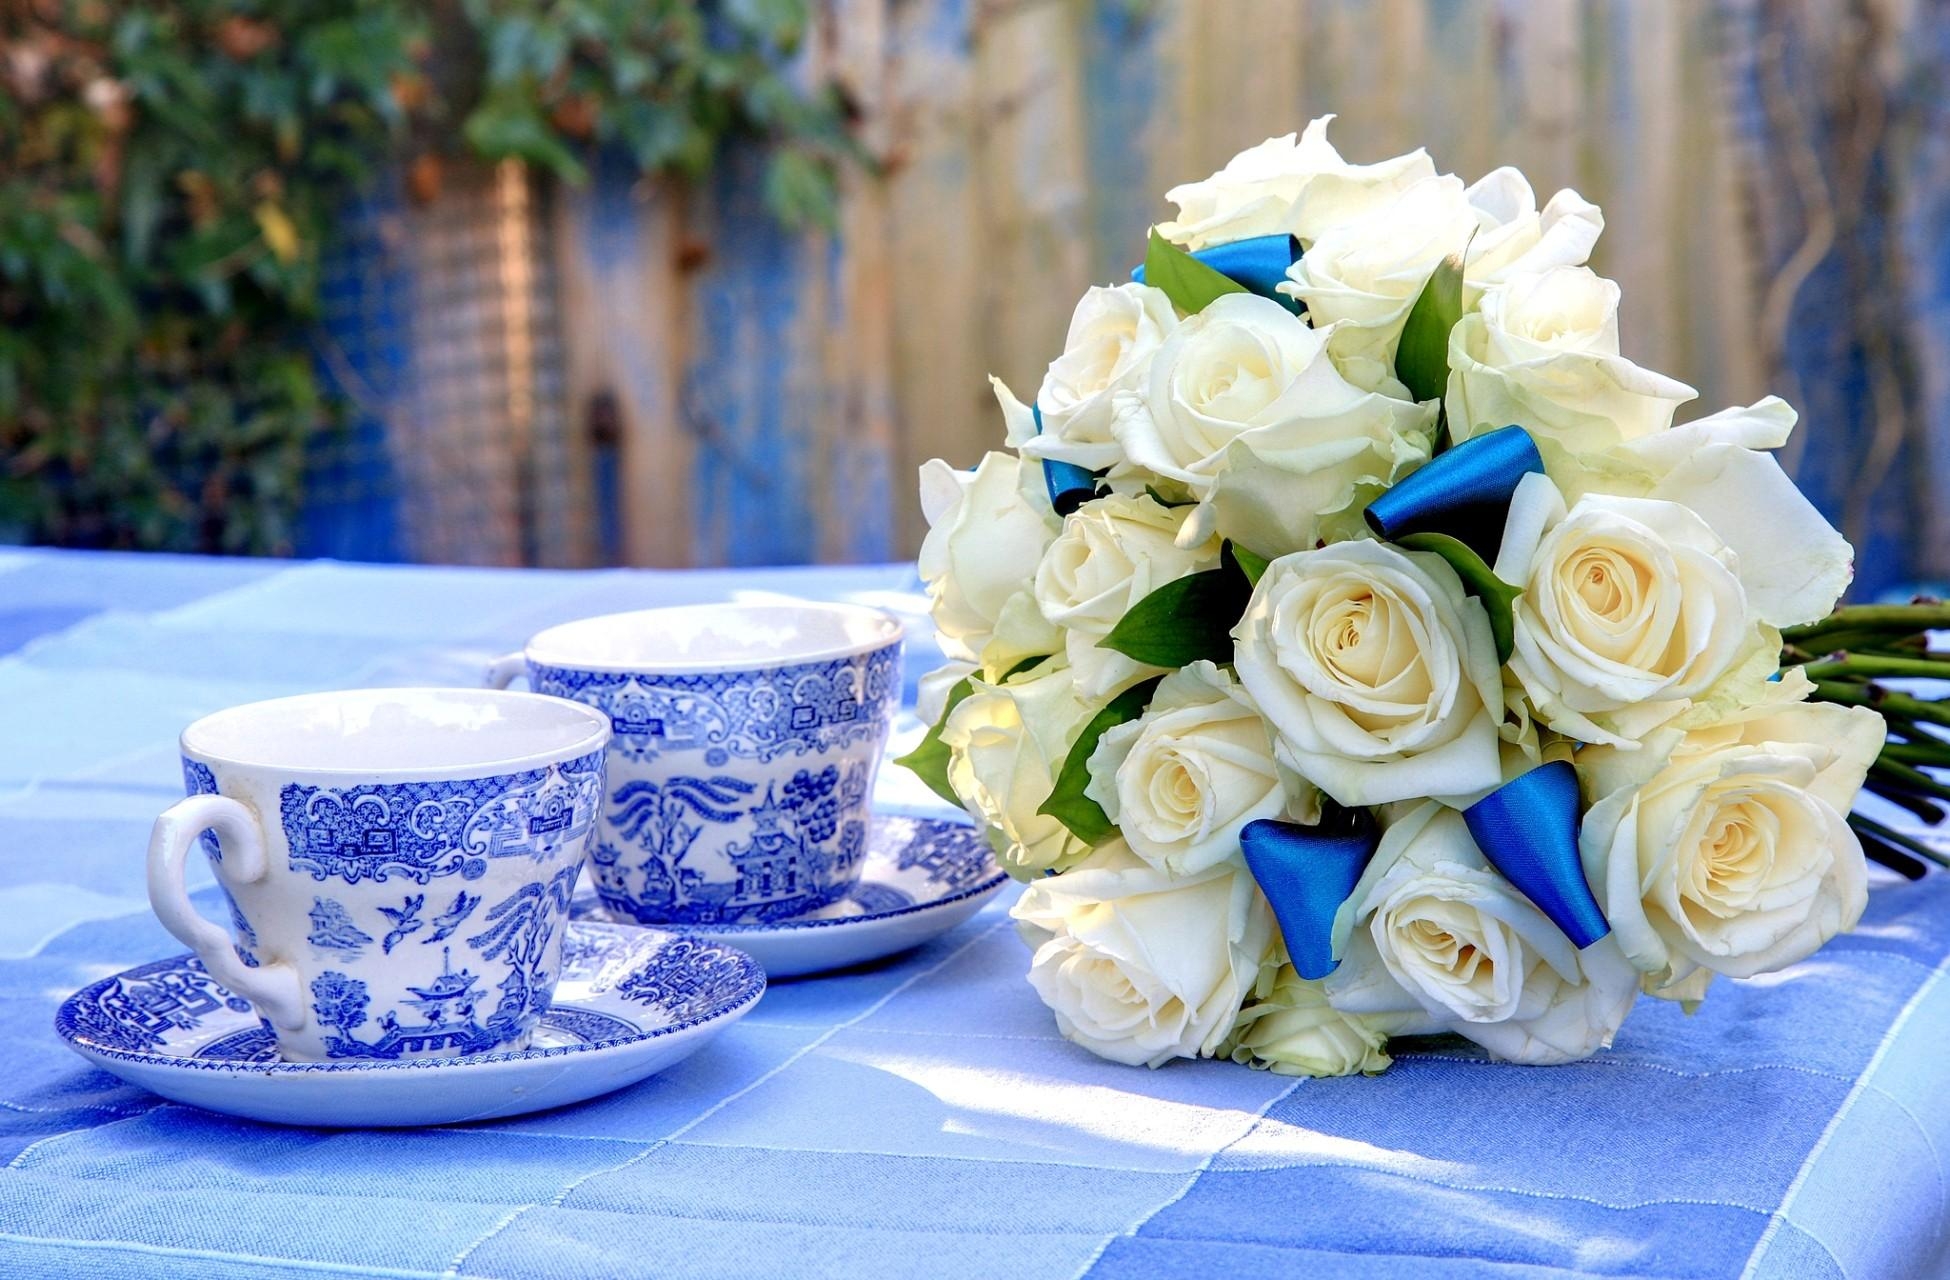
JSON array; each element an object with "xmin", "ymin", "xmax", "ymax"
[
  {"xmin": 1578, "ymin": 674, "xmax": 1882, "ymax": 986},
  {"xmin": 1111, "ymin": 293, "xmax": 1435, "ymax": 555},
  {"xmin": 1084, "ymin": 661, "xmax": 1308, "ymax": 877},
  {"xmin": 1223, "ymin": 964, "xmax": 1397, "ymax": 1077},
  {"xmin": 1233, "ymin": 540, "xmax": 1504, "ymax": 807},
  {"xmin": 1279, "ymin": 175, "xmax": 1476, "ymax": 389},
  {"xmin": 915, "ymin": 660, "xmax": 976, "ymax": 727},
  {"xmin": 1563, "ymin": 398, "xmax": 1854, "ymax": 629},
  {"xmin": 1032, "ymin": 494, "xmax": 1219, "ymax": 698},
  {"xmin": 1494, "ymin": 472, "xmax": 1764, "ymax": 747},
  {"xmin": 1157, "ymin": 116, "xmax": 1437, "ymax": 251},
  {"xmin": 1461, "ymin": 168, "xmax": 1605, "ymax": 301},
  {"xmin": 917, "ymin": 451, "xmax": 1062, "ymax": 668},
  {"xmin": 994, "ymin": 284, "xmax": 1179, "ymax": 473},
  {"xmin": 1327, "ymin": 804, "xmax": 1640, "ymax": 1065},
  {"xmin": 1011, "ymin": 838, "xmax": 1278, "ymax": 1067},
  {"xmin": 1446, "ymin": 267, "xmax": 1697, "ymax": 463},
  {"xmin": 939, "ymin": 663, "xmax": 1093, "ymax": 876}
]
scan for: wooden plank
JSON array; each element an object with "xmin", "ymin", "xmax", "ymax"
[
  {"xmin": 809, "ymin": 0, "xmax": 899, "ymax": 564},
  {"xmin": 550, "ymin": 157, "xmax": 693, "ymax": 567},
  {"xmin": 885, "ymin": 0, "xmax": 990, "ymax": 552}
]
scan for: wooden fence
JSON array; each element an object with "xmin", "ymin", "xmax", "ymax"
[{"xmin": 311, "ymin": 0, "xmax": 1950, "ymax": 599}]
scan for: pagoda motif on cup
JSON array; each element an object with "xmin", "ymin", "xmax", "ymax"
[{"xmin": 725, "ymin": 786, "xmax": 815, "ymax": 912}]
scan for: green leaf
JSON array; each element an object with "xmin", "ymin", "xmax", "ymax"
[
  {"xmin": 1394, "ymin": 247, "xmax": 1466, "ymax": 404},
  {"xmin": 1098, "ymin": 542, "xmax": 1263, "ymax": 667},
  {"xmin": 892, "ymin": 677, "xmax": 975, "ymax": 807},
  {"xmin": 889, "ymin": 656, "xmax": 1046, "ymax": 807},
  {"xmin": 1143, "ymin": 484, "xmax": 1196, "ymax": 509},
  {"xmin": 1399, "ymin": 531, "xmax": 1520, "ymax": 663},
  {"xmin": 1038, "ymin": 676, "xmax": 1166, "ymax": 844},
  {"xmin": 1144, "ymin": 228, "xmax": 1247, "ymax": 315},
  {"xmin": 1226, "ymin": 540, "xmax": 1271, "ymax": 587}
]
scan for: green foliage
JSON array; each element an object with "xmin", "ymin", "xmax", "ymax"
[
  {"xmin": 1394, "ymin": 247, "xmax": 1466, "ymax": 405},
  {"xmin": 1397, "ymin": 531, "xmax": 1520, "ymax": 662},
  {"xmin": 1, "ymin": 0, "xmax": 858, "ymax": 553},
  {"xmin": 894, "ymin": 675, "xmax": 977, "ymax": 808},
  {"xmin": 1143, "ymin": 228, "xmax": 1246, "ymax": 315},
  {"xmin": 1097, "ymin": 541, "xmax": 1262, "ymax": 668},
  {"xmin": 1039, "ymin": 676, "xmax": 1165, "ymax": 845}
]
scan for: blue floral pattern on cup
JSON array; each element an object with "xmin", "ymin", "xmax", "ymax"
[
  {"xmin": 277, "ymin": 750, "xmax": 604, "ymax": 885},
  {"xmin": 534, "ymin": 643, "xmax": 899, "ymax": 925}
]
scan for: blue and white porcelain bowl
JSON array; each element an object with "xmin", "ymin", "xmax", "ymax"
[
  {"xmin": 490, "ymin": 603, "xmax": 903, "ymax": 928},
  {"xmin": 150, "ymin": 688, "xmax": 612, "ymax": 1064}
]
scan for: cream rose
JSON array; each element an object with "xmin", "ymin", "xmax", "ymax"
[
  {"xmin": 991, "ymin": 284, "xmax": 1179, "ymax": 473},
  {"xmin": 1326, "ymin": 804, "xmax": 1640, "ymax": 1065},
  {"xmin": 1033, "ymin": 494, "xmax": 1219, "ymax": 698},
  {"xmin": 1560, "ymin": 398, "xmax": 1855, "ymax": 629},
  {"xmin": 1110, "ymin": 293, "xmax": 1435, "ymax": 555},
  {"xmin": 1084, "ymin": 662, "xmax": 1306, "ymax": 877},
  {"xmin": 1223, "ymin": 964, "xmax": 1398, "ymax": 1077},
  {"xmin": 1495, "ymin": 472, "xmax": 1762, "ymax": 747},
  {"xmin": 939, "ymin": 663, "xmax": 1094, "ymax": 876},
  {"xmin": 1461, "ymin": 168, "xmax": 1605, "ymax": 301},
  {"xmin": 1578, "ymin": 674, "xmax": 1882, "ymax": 987},
  {"xmin": 1012, "ymin": 838, "xmax": 1279, "ymax": 1067},
  {"xmin": 917, "ymin": 451, "xmax": 1062, "ymax": 669},
  {"xmin": 1157, "ymin": 116, "xmax": 1436, "ymax": 251},
  {"xmin": 1446, "ymin": 267, "xmax": 1697, "ymax": 462},
  {"xmin": 1233, "ymin": 540, "xmax": 1504, "ymax": 806},
  {"xmin": 1279, "ymin": 175, "xmax": 1476, "ymax": 389}
]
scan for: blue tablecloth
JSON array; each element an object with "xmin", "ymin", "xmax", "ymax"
[{"xmin": 0, "ymin": 548, "xmax": 1947, "ymax": 1280}]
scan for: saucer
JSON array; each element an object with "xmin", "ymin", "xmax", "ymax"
[
  {"xmin": 55, "ymin": 921, "xmax": 764, "ymax": 1127},
  {"xmin": 574, "ymin": 814, "xmax": 1008, "ymax": 977}
]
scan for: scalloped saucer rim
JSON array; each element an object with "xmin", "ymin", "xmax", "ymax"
[
  {"xmin": 54, "ymin": 921, "xmax": 764, "ymax": 1126},
  {"xmin": 574, "ymin": 813, "xmax": 1009, "ymax": 977}
]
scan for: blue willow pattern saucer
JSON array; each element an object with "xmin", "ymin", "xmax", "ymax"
[
  {"xmin": 572, "ymin": 814, "xmax": 1010, "ymax": 977},
  {"xmin": 55, "ymin": 922, "xmax": 764, "ymax": 1127}
]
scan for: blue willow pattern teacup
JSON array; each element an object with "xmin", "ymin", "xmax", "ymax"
[
  {"xmin": 149, "ymin": 688, "xmax": 611, "ymax": 1063},
  {"xmin": 488, "ymin": 604, "xmax": 903, "ymax": 926}
]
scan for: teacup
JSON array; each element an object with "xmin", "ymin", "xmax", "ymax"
[
  {"xmin": 147, "ymin": 688, "xmax": 611, "ymax": 1063},
  {"xmin": 487, "ymin": 603, "xmax": 903, "ymax": 925}
]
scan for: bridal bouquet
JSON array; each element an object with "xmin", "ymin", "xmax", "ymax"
[{"xmin": 902, "ymin": 117, "xmax": 1911, "ymax": 1075}]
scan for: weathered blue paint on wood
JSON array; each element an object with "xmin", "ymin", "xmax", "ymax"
[{"xmin": 287, "ymin": 0, "xmax": 1950, "ymax": 593}]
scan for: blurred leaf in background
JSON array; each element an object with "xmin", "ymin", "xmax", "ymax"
[{"xmin": 0, "ymin": 0, "xmax": 858, "ymax": 555}]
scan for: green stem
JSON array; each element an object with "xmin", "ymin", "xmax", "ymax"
[
  {"xmin": 1873, "ymin": 759, "xmax": 1950, "ymax": 801},
  {"xmin": 1802, "ymin": 655, "xmax": 1950, "ymax": 681},
  {"xmin": 1880, "ymin": 740, "xmax": 1950, "ymax": 766},
  {"xmin": 1814, "ymin": 681, "xmax": 1950, "ymax": 727},
  {"xmin": 1866, "ymin": 780, "xmax": 1948, "ymax": 826},
  {"xmin": 1851, "ymin": 812, "xmax": 1950, "ymax": 869},
  {"xmin": 1784, "ymin": 603, "xmax": 1950, "ymax": 642}
]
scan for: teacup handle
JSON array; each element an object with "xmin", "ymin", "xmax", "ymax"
[
  {"xmin": 146, "ymin": 795, "xmax": 306, "ymax": 1030},
  {"xmin": 485, "ymin": 651, "xmax": 525, "ymax": 690}
]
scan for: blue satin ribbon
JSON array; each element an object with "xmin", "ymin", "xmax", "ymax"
[
  {"xmin": 1132, "ymin": 233, "xmax": 1304, "ymax": 308},
  {"xmin": 1031, "ymin": 403, "xmax": 1099, "ymax": 516},
  {"xmin": 1462, "ymin": 761, "xmax": 1610, "ymax": 948},
  {"xmin": 1240, "ymin": 811, "xmax": 1378, "ymax": 980},
  {"xmin": 1364, "ymin": 424, "xmax": 1543, "ymax": 560}
]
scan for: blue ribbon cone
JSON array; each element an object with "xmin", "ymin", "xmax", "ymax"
[
  {"xmin": 1031, "ymin": 403, "xmax": 1099, "ymax": 516},
  {"xmin": 1240, "ymin": 811, "xmax": 1379, "ymax": 980},
  {"xmin": 1133, "ymin": 233, "xmax": 1304, "ymax": 309},
  {"xmin": 1462, "ymin": 761, "xmax": 1610, "ymax": 948},
  {"xmin": 1363, "ymin": 424, "xmax": 1543, "ymax": 560}
]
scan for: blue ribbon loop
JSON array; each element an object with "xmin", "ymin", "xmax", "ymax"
[
  {"xmin": 1462, "ymin": 761, "xmax": 1610, "ymax": 949},
  {"xmin": 1132, "ymin": 233, "xmax": 1304, "ymax": 308},
  {"xmin": 1031, "ymin": 404, "xmax": 1099, "ymax": 515},
  {"xmin": 1363, "ymin": 424, "xmax": 1543, "ymax": 560},
  {"xmin": 1240, "ymin": 811, "xmax": 1379, "ymax": 980}
]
